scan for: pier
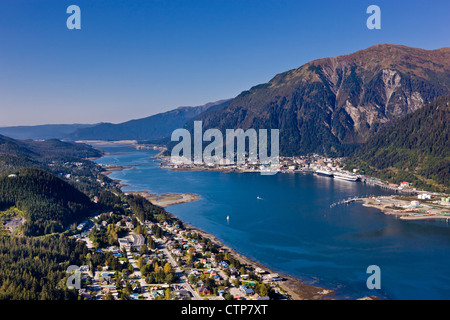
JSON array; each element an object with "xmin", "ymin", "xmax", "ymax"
[{"xmin": 330, "ymin": 197, "xmax": 366, "ymax": 208}]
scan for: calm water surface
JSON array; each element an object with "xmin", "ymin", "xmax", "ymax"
[{"xmin": 95, "ymin": 145, "xmax": 450, "ymax": 299}]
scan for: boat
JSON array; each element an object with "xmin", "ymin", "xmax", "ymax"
[
  {"xmin": 333, "ymin": 171, "xmax": 359, "ymax": 182},
  {"xmin": 315, "ymin": 169, "xmax": 334, "ymax": 177},
  {"xmin": 257, "ymin": 196, "xmax": 263, "ymax": 200}
]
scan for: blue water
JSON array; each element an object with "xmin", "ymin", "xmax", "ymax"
[{"xmin": 95, "ymin": 145, "xmax": 450, "ymax": 299}]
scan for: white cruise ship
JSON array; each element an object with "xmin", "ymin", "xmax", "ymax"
[
  {"xmin": 315, "ymin": 169, "xmax": 334, "ymax": 177},
  {"xmin": 333, "ymin": 171, "xmax": 359, "ymax": 182}
]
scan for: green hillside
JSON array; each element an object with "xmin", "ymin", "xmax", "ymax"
[
  {"xmin": 0, "ymin": 168, "xmax": 95, "ymax": 236},
  {"xmin": 346, "ymin": 95, "xmax": 450, "ymax": 193},
  {"xmin": 0, "ymin": 135, "xmax": 102, "ymax": 173}
]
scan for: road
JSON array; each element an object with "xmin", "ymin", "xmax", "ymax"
[
  {"xmin": 125, "ymin": 247, "xmax": 152, "ymax": 299},
  {"xmin": 132, "ymin": 214, "xmax": 201, "ymax": 300},
  {"xmin": 157, "ymin": 239, "xmax": 201, "ymax": 300}
]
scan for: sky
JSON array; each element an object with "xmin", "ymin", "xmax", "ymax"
[{"xmin": 0, "ymin": 0, "xmax": 449, "ymax": 126}]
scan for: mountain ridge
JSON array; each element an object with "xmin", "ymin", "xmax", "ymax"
[
  {"xmin": 68, "ymin": 99, "xmax": 231, "ymax": 141},
  {"xmin": 346, "ymin": 94, "xmax": 450, "ymax": 193},
  {"xmin": 193, "ymin": 44, "xmax": 450, "ymax": 156}
]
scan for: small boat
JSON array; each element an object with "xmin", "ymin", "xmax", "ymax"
[
  {"xmin": 257, "ymin": 196, "xmax": 263, "ymax": 200},
  {"xmin": 226, "ymin": 215, "xmax": 229, "ymax": 221}
]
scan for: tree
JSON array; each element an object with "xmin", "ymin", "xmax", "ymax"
[
  {"xmin": 205, "ymin": 278, "xmax": 216, "ymax": 289},
  {"xmin": 224, "ymin": 293, "xmax": 233, "ymax": 300},
  {"xmin": 258, "ymin": 284, "xmax": 269, "ymax": 297},
  {"xmin": 188, "ymin": 275, "xmax": 196, "ymax": 285},
  {"xmin": 165, "ymin": 288, "xmax": 171, "ymax": 300},
  {"xmin": 103, "ymin": 291, "xmax": 115, "ymax": 300},
  {"xmin": 140, "ymin": 244, "xmax": 148, "ymax": 255},
  {"xmin": 163, "ymin": 262, "xmax": 173, "ymax": 275},
  {"xmin": 137, "ymin": 256, "xmax": 144, "ymax": 269}
]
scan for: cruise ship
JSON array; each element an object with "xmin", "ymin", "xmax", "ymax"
[
  {"xmin": 315, "ymin": 169, "xmax": 334, "ymax": 177},
  {"xmin": 333, "ymin": 171, "xmax": 359, "ymax": 182}
]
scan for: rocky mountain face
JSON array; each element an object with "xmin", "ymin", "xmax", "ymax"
[
  {"xmin": 347, "ymin": 94, "xmax": 450, "ymax": 192},
  {"xmin": 195, "ymin": 44, "xmax": 450, "ymax": 156}
]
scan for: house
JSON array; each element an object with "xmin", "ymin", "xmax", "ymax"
[
  {"xmin": 175, "ymin": 289, "xmax": 191, "ymax": 300},
  {"xmin": 253, "ymin": 293, "xmax": 270, "ymax": 300},
  {"xmin": 80, "ymin": 265, "xmax": 89, "ymax": 272},
  {"xmin": 254, "ymin": 267, "xmax": 266, "ymax": 274},
  {"xmin": 239, "ymin": 285, "xmax": 254, "ymax": 295},
  {"xmin": 229, "ymin": 267, "xmax": 238, "ymax": 275},
  {"xmin": 78, "ymin": 289, "xmax": 92, "ymax": 300},
  {"xmin": 118, "ymin": 234, "xmax": 145, "ymax": 250},
  {"xmin": 400, "ymin": 182, "xmax": 411, "ymax": 187},
  {"xmin": 264, "ymin": 273, "xmax": 282, "ymax": 282},
  {"xmin": 129, "ymin": 293, "xmax": 139, "ymax": 300},
  {"xmin": 198, "ymin": 287, "xmax": 211, "ymax": 295},
  {"xmin": 152, "ymin": 290, "xmax": 164, "ymax": 298}
]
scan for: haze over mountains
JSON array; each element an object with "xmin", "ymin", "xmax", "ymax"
[
  {"xmin": 0, "ymin": 124, "xmax": 97, "ymax": 141},
  {"xmin": 67, "ymin": 99, "xmax": 231, "ymax": 141},
  {"xmin": 2, "ymin": 44, "xmax": 449, "ymax": 159},
  {"xmin": 0, "ymin": 100, "xmax": 231, "ymax": 141}
]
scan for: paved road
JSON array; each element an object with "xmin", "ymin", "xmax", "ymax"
[
  {"xmin": 126, "ymin": 248, "xmax": 152, "ymax": 299},
  {"xmin": 132, "ymin": 215, "xmax": 201, "ymax": 300},
  {"xmin": 157, "ymin": 240, "xmax": 201, "ymax": 300}
]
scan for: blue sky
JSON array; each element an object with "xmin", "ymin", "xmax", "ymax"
[{"xmin": 0, "ymin": 0, "xmax": 449, "ymax": 126}]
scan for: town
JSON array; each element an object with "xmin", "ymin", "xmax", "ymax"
[{"xmin": 70, "ymin": 201, "xmax": 288, "ymax": 300}]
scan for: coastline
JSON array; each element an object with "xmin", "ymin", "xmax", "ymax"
[
  {"xmin": 360, "ymin": 195, "xmax": 450, "ymax": 221},
  {"xmin": 97, "ymin": 171, "xmax": 336, "ymax": 300},
  {"xmin": 89, "ymin": 144, "xmax": 392, "ymax": 299},
  {"xmin": 174, "ymin": 217, "xmax": 335, "ymax": 300},
  {"xmin": 125, "ymin": 190, "xmax": 200, "ymax": 208}
]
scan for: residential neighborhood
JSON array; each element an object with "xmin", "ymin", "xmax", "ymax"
[{"xmin": 70, "ymin": 203, "xmax": 288, "ymax": 300}]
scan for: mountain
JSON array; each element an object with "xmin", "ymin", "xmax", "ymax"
[
  {"xmin": 193, "ymin": 44, "xmax": 450, "ymax": 156},
  {"xmin": 68, "ymin": 99, "xmax": 231, "ymax": 141},
  {"xmin": 0, "ymin": 168, "xmax": 95, "ymax": 236},
  {"xmin": 0, "ymin": 135, "xmax": 102, "ymax": 173},
  {"xmin": 346, "ymin": 95, "xmax": 450, "ymax": 193},
  {"xmin": 0, "ymin": 124, "xmax": 97, "ymax": 140}
]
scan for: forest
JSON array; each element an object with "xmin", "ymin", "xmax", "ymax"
[
  {"xmin": 346, "ymin": 95, "xmax": 450, "ymax": 193},
  {"xmin": 0, "ymin": 168, "xmax": 95, "ymax": 236}
]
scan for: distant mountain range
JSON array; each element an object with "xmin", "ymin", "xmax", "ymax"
[
  {"xmin": 0, "ymin": 100, "xmax": 231, "ymax": 142},
  {"xmin": 192, "ymin": 44, "xmax": 450, "ymax": 156},
  {"xmin": 0, "ymin": 124, "xmax": 97, "ymax": 140},
  {"xmin": 1, "ymin": 44, "xmax": 449, "ymax": 161},
  {"xmin": 0, "ymin": 44, "xmax": 448, "ymax": 192},
  {"xmin": 0, "ymin": 134, "xmax": 101, "ymax": 173},
  {"xmin": 67, "ymin": 99, "xmax": 231, "ymax": 141}
]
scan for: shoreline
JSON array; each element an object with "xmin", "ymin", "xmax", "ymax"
[
  {"xmin": 95, "ymin": 160, "xmax": 336, "ymax": 299},
  {"xmin": 173, "ymin": 217, "xmax": 335, "ymax": 300},
  {"xmin": 91, "ymin": 145, "xmax": 392, "ymax": 300},
  {"xmin": 360, "ymin": 196, "xmax": 450, "ymax": 221},
  {"xmin": 125, "ymin": 190, "xmax": 200, "ymax": 208}
]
